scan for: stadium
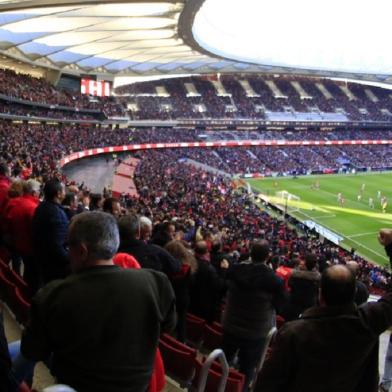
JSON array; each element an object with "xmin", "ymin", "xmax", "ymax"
[{"xmin": 0, "ymin": 0, "xmax": 392, "ymax": 391}]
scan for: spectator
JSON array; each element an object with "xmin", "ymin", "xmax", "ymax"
[
  {"xmin": 140, "ymin": 216, "xmax": 153, "ymax": 242},
  {"xmin": 255, "ymin": 229, "xmax": 392, "ymax": 392},
  {"xmin": 32, "ymin": 179, "xmax": 69, "ymax": 285},
  {"xmin": 151, "ymin": 222, "xmax": 176, "ymax": 247},
  {"xmin": 222, "ymin": 240, "xmax": 286, "ymax": 390},
  {"xmin": 275, "ymin": 259, "xmax": 295, "ymax": 291},
  {"xmin": 4, "ymin": 179, "xmax": 41, "ymax": 293},
  {"xmin": 21, "ymin": 211, "xmax": 176, "ymax": 392},
  {"xmin": 103, "ymin": 197, "xmax": 122, "ymax": 218},
  {"xmin": 286, "ymin": 253, "xmax": 321, "ymax": 320},
  {"xmin": 111, "ymin": 253, "xmax": 166, "ymax": 392},
  {"xmin": 89, "ymin": 193, "xmax": 104, "ymax": 211},
  {"xmin": 76, "ymin": 190, "xmax": 90, "ymax": 214},
  {"xmin": 189, "ymin": 240, "xmax": 226, "ymax": 324},
  {"xmin": 62, "ymin": 192, "xmax": 78, "ymax": 221},
  {"xmin": 118, "ymin": 214, "xmax": 180, "ymax": 275},
  {"xmin": 0, "ymin": 162, "xmax": 11, "ymax": 216},
  {"xmin": 346, "ymin": 260, "xmax": 369, "ymax": 306},
  {"xmin": 164, "ymin": 239, "xmax": 197, "ymax": 342}
]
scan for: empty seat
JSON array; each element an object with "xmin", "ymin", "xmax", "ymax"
[{"xmin": 159, "ymin": 337, "xmax": 197, "ymax": 388}]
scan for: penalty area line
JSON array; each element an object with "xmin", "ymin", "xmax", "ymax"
[
  {"xmin": 346, "ymin": 231, "xmax": 379, "ymax": 239},
  {"xmin": 311, "ymin": 214, "xmax": 336, "ymax": 219}
]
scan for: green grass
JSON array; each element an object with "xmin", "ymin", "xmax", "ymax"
[{"xmin": 247, "ymin": 172, "xmax": 392, "ymax": 266}]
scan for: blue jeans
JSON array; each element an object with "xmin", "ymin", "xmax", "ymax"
[{"xmin": 381, "ymin": 334, "xmax": 392, "ymax": 391}]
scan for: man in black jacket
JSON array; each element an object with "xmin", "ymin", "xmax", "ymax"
[
  {"xmin": 21, "ymin": 212, "xmax": 176, "ymax": 392},
  {"xmin": 255, "ymin": 229, "xmax": 392, "ymax": 392},
  {"xmin": 189, "ymin": 240, "xmax": 227, "ymax": 324},
  {"xmin": 118, "ymin": 214, "xmax": 180, "ymax": 276},
  {"xmin": 222, "ymin": 240, "xmax": 286, "ymax": 391},
  {"xmin": 32, "ymin": 179, "xmax": 69, "ymax": 284},
  {"xmin": 286, "ymin": 253, "xmax": 320, "ymax": 320}
]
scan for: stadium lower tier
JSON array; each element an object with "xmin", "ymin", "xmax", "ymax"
[
  {"xmin": 112, "ymin": 149, "xmax": 389, "ymax": 286},
  {"xmin": 3, "ymin": 121, "xmax": 392, "ymax": 181}
]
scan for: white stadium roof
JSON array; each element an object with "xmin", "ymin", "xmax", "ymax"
[{"xmin": 0, "ymin": 0, "xmax": 390, "ymax": 84}]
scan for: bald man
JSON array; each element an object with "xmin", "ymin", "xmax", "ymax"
[{"xmin": 255, "ymin": 234, "xmax": 392, "ymax": 392}]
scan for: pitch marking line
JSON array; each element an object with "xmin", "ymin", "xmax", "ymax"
[
  {"xmin": 312, "ymin": 214, "xmax": 336, "ymax": 219},
  {"xmin": 346, "ymin": 231, "xmax": 379, "ymax": 239}
]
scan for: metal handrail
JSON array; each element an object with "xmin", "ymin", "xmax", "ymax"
[
  {"xmin": 43, "ymin": 385, "xmax": 77, "ymax": 392},
  {"xmin": 196, "ymin": 349, "xmax": 229, "ymax": 392},
  {"xmin": 249, "ymin": 326, "xmax": 278, "ymax": 391}
]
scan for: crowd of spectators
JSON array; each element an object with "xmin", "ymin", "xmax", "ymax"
[
  {"xmin": 1, "ymin": 122, "xmax": 392, "ymax": 183},
  {"xmin": 2, "ymin": 69, "xmax": 392, "ymax": 123},
  {"xmin": 117, "ymin": 74, "xmax": 392, "ymax": 122},
  {"xmin": 0, "ymin": 68, "xmax": 124, "ymax": 117},
  {"xmin": 1, "ymin": 115, "xmax": 392, "ymax": 390},
  {"xmin": 0, "ymin": 100, "xmax": 102, "ymax": 121}
]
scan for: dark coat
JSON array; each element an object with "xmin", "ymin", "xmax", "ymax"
[
  {"xmin": 189, "ymin": 258, "xmax": 224, "ymax": 323},
  {"xmin": 120, "ymin": 239, "xmax": 180, "ymax": 276},
  {"xmin": 223, "ymin": 261, "xmax": 286, "ymax": 339},
  {"xmin": 286, "ymin": 269, "xmax": 320, "ymax": 320},
  {"xmin": 355, "ymin": 280, "xmax": 369, "ymax": 306},
  {"xmin": 256, "ymin": 294, "xmax": 392, "ymax": 392},
  {"xmin": 21, "ymin": 266, "xmax": 176, "ymax": 392},
  {"xmin": 32, "ymin": 200, "xmax": 69, "ymax": 283}
]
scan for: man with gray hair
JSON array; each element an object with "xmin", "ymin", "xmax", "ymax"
[
  {"xmin": 118, "ymin": 214, "xmax": 180, "ymax": 275},
  {"xmin": 139, "ymin": 216, "xmax": 153, "ymax": 242},
  {"xmin": 4, "ymin": 179, "xmax": 41, "ymax": 293},
  {"xmin": 21, "ymin": 211, "xmax": 176, "ymax": 392}
]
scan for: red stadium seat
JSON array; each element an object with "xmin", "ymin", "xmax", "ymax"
[
  {"xmin": 0, "ymin": 249, "xmax": 11, "ymax": 265},
  {"xmin": 2, "ymin": 266, "xmax": 30, "ymax": 301},
  {"xmin": 0, "ymin": 256, "xmax": 9, "ymax": 272},
  {"xmin": 161, "ymin": 334, "xmax": 194, "ymax": 353},
  {"xmin": 0, "ymin": 271, "xmax": 15, "ymax": 304},
  {"xmin": 192, "ymin": 358, "xmax": 245, "ymax": 392},
  {"xmin": 186, "ymin": 313, "xmax": 205, "ymax": 348},
  {"xmin": 159, "ymin": 337, "xmax": 197, "ymax": 388},
  {"xmin": 276, "ymin": 315, "xmax": 286, "ymax": 330}
]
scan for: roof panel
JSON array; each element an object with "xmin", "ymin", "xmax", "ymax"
[
  {"xmin": 4, "ymin": 16, "xmax": 110, "ymax": 33},
  {"xmin": 0, "ymin": 0, "xmax": 387, "ymax": 81},
  {"xmin": 35, "ymin": 31, "xmax": 115, "ymax": 46},
  {"xmin": 62, "ymin": 3, "xmax": 177, "ymax": 17},
  {"xmin": 79, "ymin": 17, "xmax": 176, "ymax": 31}
]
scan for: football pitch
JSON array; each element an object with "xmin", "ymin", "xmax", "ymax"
[{"xmin": 247, "ymin": 172, "xmax": 392, "ymax": 267}]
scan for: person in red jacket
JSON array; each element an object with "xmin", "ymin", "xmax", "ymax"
[{"xmin": 4, "ymin": 179, "xmax": 41, "ymax": 293}]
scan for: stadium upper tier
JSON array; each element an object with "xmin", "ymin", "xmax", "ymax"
[
  {"xmin": 117, "ymin": 74, "xmax": 392, "ymax": 122},
  {"xmin": 0, "ymin": 70, "xmax": 392, "ymax": 124},
  {"xmin": 0, "ymin": 68, "xmax": 125, "ymax": 118}
]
